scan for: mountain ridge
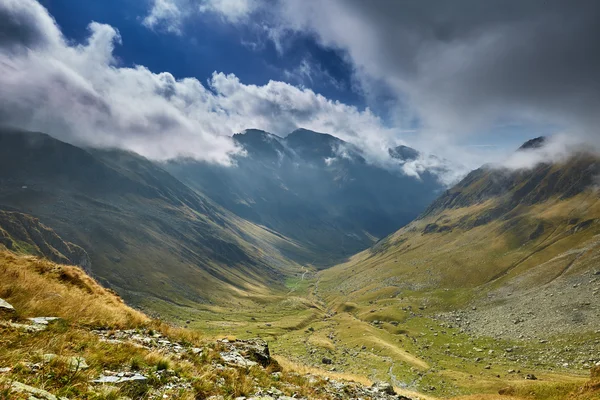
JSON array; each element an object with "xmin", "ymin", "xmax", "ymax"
[
  {"xmin": 167, "ymin": 128, "xmax": 445, "ymax": 266},
  {"xmin": 0, "ymin": 126, "xmax": 303, "ymax": 313}
]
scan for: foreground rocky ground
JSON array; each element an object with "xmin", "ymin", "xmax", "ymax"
[
  {"xmin": 2, "ymin": 251, "xmax": 600, "ymax": 400},
  {"xmin": 1, "ymin": 296, "xmax": 412, "ymax": 400}
]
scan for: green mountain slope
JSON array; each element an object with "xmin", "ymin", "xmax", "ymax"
[
  {"xmin": 318, "ymin": 146, "xmax": 600, "ymax": 338},
  {"xmin": 186, "ymin": 142, "xmax": 600, "ymax": 398},
  {"xmin": 0, "ymin": 127, "xmax": 302, "ymax": 313}
]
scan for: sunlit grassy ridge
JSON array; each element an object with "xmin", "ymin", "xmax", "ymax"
[
  {"xmin": 281, "ymin": 154, "xmax": 600, "ymax": 398},
  {"xmin": 0, "ymin": 251, "xmax": 147, "ymax": 328},
  {"xmin": 0, "ymin": 250, "xmax": 357, "ymax": 399}
]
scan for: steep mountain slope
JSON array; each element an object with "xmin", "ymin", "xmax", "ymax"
[
  {"xmin": 167, "ymin": 128, "xmax": 444, "ymax": 266},
  {"xmin": 318, "ymin": 142, "xmax": 600, "ymax": 338},
  {"xmin": 231, "ymin": 141, "xmax": 598, "ymax": 397},
  {"xmin": 0, "ymin": 210, "xmax": 90, "ymax": 268},
  {"xmin": 0, "ymin": 127, "xmax": 302, "ymax": 313}
]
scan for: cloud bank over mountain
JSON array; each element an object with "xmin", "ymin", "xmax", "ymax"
[
  {"xmin": 0, "ymin": 0, "xmax": 401, "ymax": 165},
  {"xmin": 146, "ymin": 0, "xmax": 600, "ymax": 147}
]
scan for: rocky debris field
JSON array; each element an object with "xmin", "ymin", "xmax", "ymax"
[
  {"xmin": 0, "ymin": 297, "xmax": 414, "ymax": 400},
  {"xmin": 434, "ymin": 269, "xmax": 600, "ymax": 373},
  {"xmin": 90, "ymin": 329, "xmax": 412, "ymax": 400},
  {"xmin": 454, "ymin": 269, "xmax": 600, "ymax": 340}
]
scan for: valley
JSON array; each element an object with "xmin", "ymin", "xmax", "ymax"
[{"xmin": 1, "ymin": 129, "xmax": 600, "ymax": 399}]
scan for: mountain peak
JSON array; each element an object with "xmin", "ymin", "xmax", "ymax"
[
  {"xmin": 235, "ymin": 129, "xmax": 281, "ymax": 139},
  {"xmin": 233, "ymin": 129, "xmax": 284, "ymax": 158},
  {"xmin": 286, "ymin": 128, "xmax": 342, "ymax": 143},
  {"xmin": 389, "ymin": 145, "xmax": 420, "ymax": 161},
  {"xmin": 518, "ymin": 136, "xmax": 547, "ymax": 151},
  {"xmin": 284, "ymin": 128, "xmax": 347, "ymax": 160}
]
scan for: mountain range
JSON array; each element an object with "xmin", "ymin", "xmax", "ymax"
[
  {"xmin": 2, "ymin": 126, "xmax": 600, "ymax": 398},
  {"xmin": 0, "ymin": 126, "xmax": 445, "ymax": 312},
  {"xmin": 166, "ymin": 128, "xmax": 445, "ymax": 266}
]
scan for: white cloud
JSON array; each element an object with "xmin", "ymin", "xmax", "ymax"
[
  {"xmin": 198, "ymin": 0, "xmax": 256, "ymax": 22},
  {"xmin": 0, "ymin": 0, "xmax": 413, "ymax": 168},
  {"xmin": 163, "ymin": 1, "xmax": 600, "ymax": 157},
  {"xmin": 143, "ymin": 0, "xmax": 183, "ymax": 34},
  {"xmin": 501, "ymin": 134, "xmax": 594, "ymax": 171},
  {"xmin": 144, "ymin": 0, "xmax": 256, "ymax": 32}
]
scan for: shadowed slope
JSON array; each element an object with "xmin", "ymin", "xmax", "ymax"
[
  {"xmin": 0, "ymin": 127, "xmax": 302, "ymax": 313},
  {"xmin": 167, "ymin": 128, "xmax": 444, "ymax": 267}
]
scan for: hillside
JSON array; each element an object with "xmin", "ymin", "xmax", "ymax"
[
  {"xmin": 0, "ymin": 249, "xmax": 427, "ymax": 400},
  {"xmin": 2, "ymin": 248, "xmax": 599, "ymax": 400},
  {"xmin": 251, "ymin": 143, "xmax": 600, "ymax": 397},
  {"xmin": 318, "ymin": 148, "xmax": 600, "ymax": 337},
  {"xmin": 0, "ymin": 127, "xmax": 303, "ymax": 314},
  {"xmin": 164, "ymin": 142, "xmax": 600, "ymax": 399},
  {"xmin": 167, "ymin": 128, "xmax": 444, "ymax": 266},
  {"xmin": 0, "ymin": 210, "xmax": 90, "ymax": 269}
]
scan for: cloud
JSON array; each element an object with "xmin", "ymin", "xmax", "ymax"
[
  {"xmin": 271, "ymin": 1, "xmax": 600, "ymax": 142},
  {"xmin": 198, "ymin": 0, "xmax": 256, "ymax": 23},
  {"xmin": 501, "ymin": 134, "xmax": 595, "ymax": 171},
  {"xmin": 0, "ymin": 0, "xmax": 410, "ymax": 167},
  {"xmin": 144, "ymin": 0, "xmax": 256, "ymax": 32},
  {"xmin": 142, "ymin": 0, "xmax": 183, "ymax": 34},
  {"xmin": 176, "ymin": 0, "xmax": 600, "ymax": 149}
]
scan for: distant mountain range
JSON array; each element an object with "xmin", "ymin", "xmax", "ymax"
[
  {"xmin": 0, "ymin": 127, "xmax": 306, "ymax": 311},
  {"xmin": 0, "ymin": 126, "xmax": 446, "ymax": 312},
  {"xmin": 166, "ymin": 128, "xmax": 445, "ymax": 266}
]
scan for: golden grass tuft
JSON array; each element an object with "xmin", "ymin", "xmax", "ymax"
[{"xmin": 0, "ymin": 250, "xmax": 148, "ymax": 328}]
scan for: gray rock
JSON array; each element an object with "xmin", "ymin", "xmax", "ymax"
[
  {"xmin": 28, "ymin": 317, "xmax": 60, "ymax": 325},
  {"xmin": 6, "ymin": 321, "xmax": 48, "ymax": 332},
  {"xmin": 92, "ymin": 372, "xmax": 147, "ymax": 384},
  {"xmin": 10, "ymin": 381, "xmax": 68, "ymax": 400},
  {"xmin": 371, "ymin": 381, "xmax": 396, "ymax": 395},
  {"xmin": 322, "ymin": 357, "xmax": 333, "ymax": 365},
  {"xmin": 220, "ymin": 351, "xmax": 258, "ymax": 367},
  {"xmin": 229, "ymin": 339, "xmax": 272, "ymax": 367},
  {"xmin": 0, "ymin": 298, "xmax": 15, "ymax": 315},
  {"xmin": 68, "ymin": 356, "xmax": 89, "ymax": 371}
]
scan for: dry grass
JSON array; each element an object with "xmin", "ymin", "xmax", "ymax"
[
  {"xmin": 0, "ymin": 250, "xmax": 343, "ymax": 399},
  {"xmin": 0, "ymin": 250, "xmax": 148, "ymax": 328}
]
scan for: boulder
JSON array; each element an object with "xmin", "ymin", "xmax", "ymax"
[
  {"xmin": 68, "ymin": 356, "xmax": 89, "ymax": 371},
  {"xmin": 28, "ymin": 317, "xmax": 61, "ymax": 325},
  {"xmin": 220, "ymin": 351, "xmax": 258, "ymax": 368},
  {"xmin": 0, "ymin": 298, "xmax": 15, "ymax": 316},
  {"xmin": 371, "ymin": 381, "xmax": 396, "ymax": 395},
  {"xmin": 229, "ymin": 339, "xmax": 272, "ymax": 367},
  {"xmin": 10, "ymin": 380, "xmax": 68, "ymax": 400},
  {"xmin": 92, "ymin": 372, "xmax": 147, "ymax": 384}
]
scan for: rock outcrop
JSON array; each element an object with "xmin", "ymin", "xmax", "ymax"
[{"xmin": 0, "ymin": 210, "xmax": 90, "ymax": 270}]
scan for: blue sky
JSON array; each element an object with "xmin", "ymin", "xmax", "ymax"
[
  {"xmin": 37, "ymin": 0, "xmax": 539, "ymax": 154},
  {"xmin": 2, "ymin": 0, "xmax": 598, "ymax": 177},
  {"xmin": 39, "ymin": 0, "xmax": 362, "ymax": 109}
]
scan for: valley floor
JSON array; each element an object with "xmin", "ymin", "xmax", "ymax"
[{"xmin": 162, "ymin": 269, "xmax": 600, "ymax": 400}]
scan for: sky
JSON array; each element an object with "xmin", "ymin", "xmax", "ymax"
[{"xmin": 1, "ymin": 0, "xmax": 599, "ymax": 177}]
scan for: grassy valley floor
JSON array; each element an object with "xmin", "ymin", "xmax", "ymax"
[{"xmin": 164, "ymin": 270, "xmax": 599, "ymax": 400}]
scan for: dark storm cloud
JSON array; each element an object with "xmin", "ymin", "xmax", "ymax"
[
  {"xmin": 147, "ymin": 0, "xmax": 600, "ymax": 167},
  {"xmin": 270, "ymin": 0, "xmax": 600, "ymax": 140},
  {"xmin": 0, "ymin": 0, "xmax": 60, "ymax": 50}
]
